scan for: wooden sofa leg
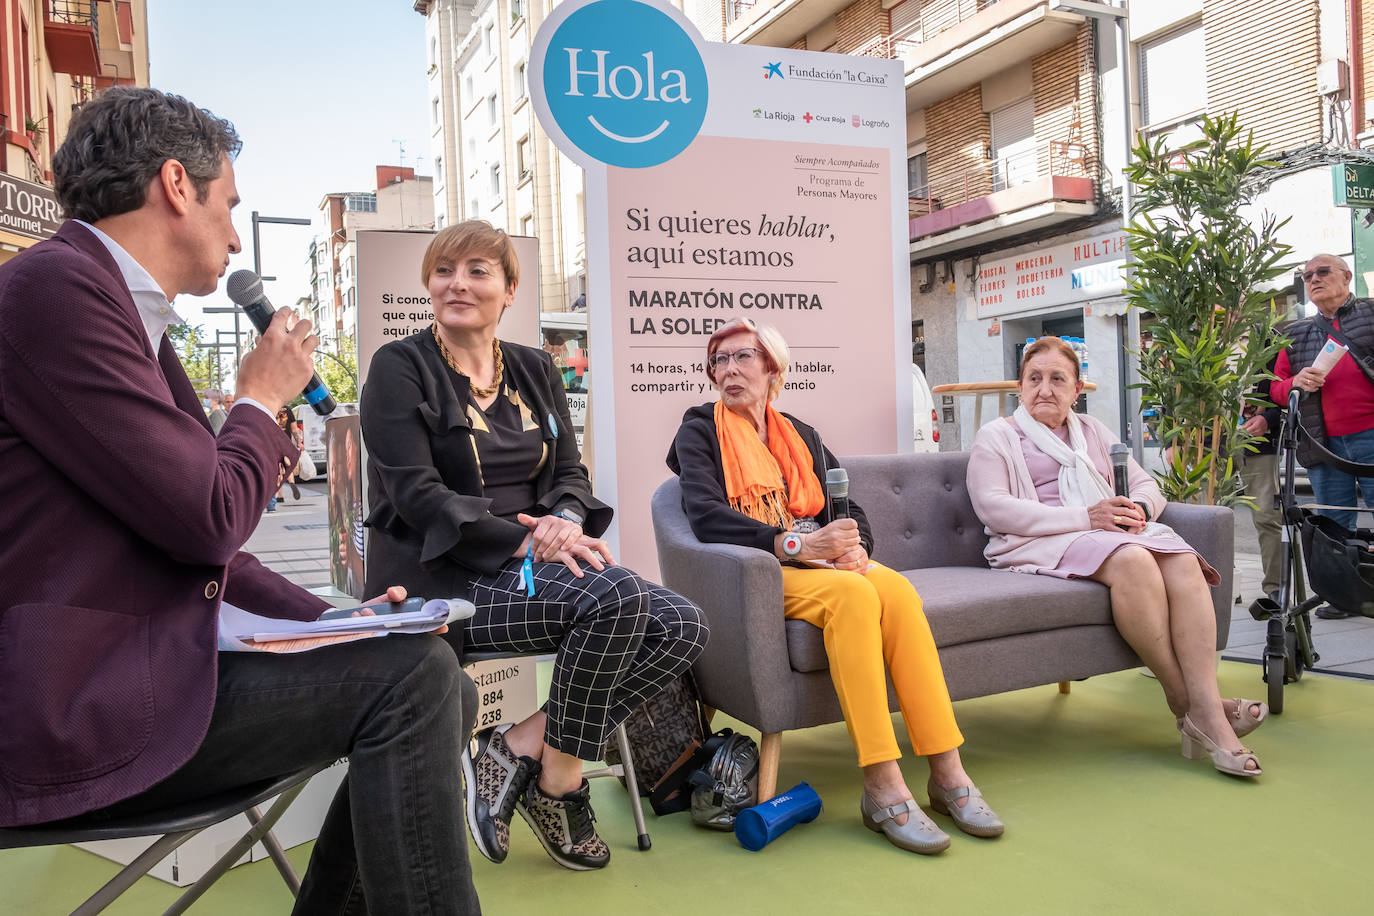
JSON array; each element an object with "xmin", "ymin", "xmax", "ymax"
[
  {"xmin": 1058, "ymin": 681, "xmax": 1071, "ymax": 694},
  {"xmin": 757, "ymin": 733, "xmax": 781, "ymax": 802}
]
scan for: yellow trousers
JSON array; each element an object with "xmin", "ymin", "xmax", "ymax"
[{"xmin": 781, "ymin": 561, "xmax": 963, "ymax": 767}]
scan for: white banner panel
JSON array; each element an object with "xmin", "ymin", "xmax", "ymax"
[{"xmin": 531, "ymin": 0, "xmax": 911, "ymax": 577}]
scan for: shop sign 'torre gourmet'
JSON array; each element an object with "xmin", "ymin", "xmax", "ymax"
[{"xmin": 0, "ymin": 174, "xmax": 63, "ymax": 242}]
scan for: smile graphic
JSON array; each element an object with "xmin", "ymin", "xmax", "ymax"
[{"xmin": 587, "ymin": 115, "xmax": 670, "ymax": 143}]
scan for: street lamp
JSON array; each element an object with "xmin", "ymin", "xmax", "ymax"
[{"xmin": 214, "ymin": 210, "xmax": 313, "ymax": 372}]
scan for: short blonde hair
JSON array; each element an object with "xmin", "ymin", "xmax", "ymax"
[
  {"xmin": 1019, "ymin": 336, "xmax": 1080, "ymax": 383},
  {"xmin": 705, "ymin": 318, "xmax": 790, "ymax": 402},
  {"xmin": 420, "ymin": 220, "xmax": 519, "ymax": 289}
]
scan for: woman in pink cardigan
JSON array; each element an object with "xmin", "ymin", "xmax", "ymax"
[{"xmin": 967, "ymin": 337, "xmax": 1266, "ymax": 778}]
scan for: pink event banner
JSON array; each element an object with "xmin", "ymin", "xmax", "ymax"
[{"xmin": 606, "ymin": 134, "xmax": 898, "ymax": 577}]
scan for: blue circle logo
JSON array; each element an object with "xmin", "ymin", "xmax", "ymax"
[{"xmin": 540, "ymin": 0, "xmax": 708, "ymax": 168}]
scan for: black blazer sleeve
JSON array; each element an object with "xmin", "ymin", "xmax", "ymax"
[{"xmin": 671, "ymin": 414, "xmax": 783, "ymax": 553}]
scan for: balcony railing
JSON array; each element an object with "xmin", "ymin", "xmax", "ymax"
[
  {"xmin": 728, "ymin": 0, "xmax": 756, "ymax": 24},
  {"xmin": 908, "ymin": 133, "xmax": 1089, "ymax": 216},
  {"xmin": 849, "ymin": 1, "xmax": 1006, "ymax": 62},
  {"xmin": 48, "ymin": 0, "xmax": 98, "ymax": 30}
]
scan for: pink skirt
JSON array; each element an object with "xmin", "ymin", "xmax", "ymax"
[{"xmin": 1041, "ymin": 530, "xmax": 1222, "ymax": 586}]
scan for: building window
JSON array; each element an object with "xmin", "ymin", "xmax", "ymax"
[
  {"xmin": 464, "ymin": 74, "xmax": 474, "ymax": 103},
  {"xmin": 512, "ymin": 0, "xmax": 526, "ymax": 22},
  {"xmin": 344, "ymin": 193, "xmax": 377, "ymax": 213},
  {"xmin": 490, "ymin": 164, "xmax": 502, "ymax": 197},
  {"xmin": 484, "ymin": 24, "xmax": 495, "ymax": 58},
  {"xmin": 514, "ymin": 61, "xmax": 527, "ymax": 101},
  {"xmin": 520, "ymin": 213, "xmax": 534, "ymax": 236},
  {"xmin": 488, "ymin": 94, "xmax": 498, "ymax": 127},
  {"xmin": 989, "ymin": 97, "xmax": 1037, "ymax": 191},
  {"xmin": 470, "ymin": 198, "xmax": 480, "ymax": 218},
  {"xmin": 1139, "ymin": 23, "xmax": 1207, "ymax": 129},
  {"xmin": 432, "ymin": 97, "xmax": 441, "ymax": 123},
  {"xmin": 517, "ymin": 136, "xmax": 532, "ymax": 180},
  {"xmin": 907, "ymin": 151, "xmax": 928, "ymax": 198}
]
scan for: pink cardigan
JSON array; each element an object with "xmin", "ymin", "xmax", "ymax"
[{"xmin": 967, "ymin": 414, "xmax": 1167, "ymax": 574}]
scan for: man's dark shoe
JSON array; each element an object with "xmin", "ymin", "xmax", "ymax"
[
  {"xmin": 518, "ymin": 778, "xmax": 610, "ymax": 870},
  {"xmin": 1315, "ymin": 604, "xmax": 1354, "ymax": 620},
  {"xmin": 462, "ymin": 724, "xmax": 538, "ymax": 863}
]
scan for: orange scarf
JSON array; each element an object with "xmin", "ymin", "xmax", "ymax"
[{"xmin": 714, "ymin": 400, "xmax": 825, "ymax": 528}]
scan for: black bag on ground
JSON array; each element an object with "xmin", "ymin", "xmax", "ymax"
[{"xmin": 1301, "ymin": 514, "xmax": 1374, "ymax": 618}]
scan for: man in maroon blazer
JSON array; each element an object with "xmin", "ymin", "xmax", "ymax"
[{"xmin": 0, "ymin": 88, "xmax": 478, "ymax": 914}]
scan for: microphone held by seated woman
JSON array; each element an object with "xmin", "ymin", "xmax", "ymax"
[
  {"xmin": 666, "ymin": 317, "xmax": 1004, "ymax": 856},
  {"xmin": 360, "ymin": 220, "xmax": 709, "ymax": 871},
  {"xmin": 966, "ymin": 336, "xmax": 1267, "ymax": 777}
]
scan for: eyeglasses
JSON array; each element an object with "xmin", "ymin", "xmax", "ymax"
[
  {"xmin": 1302, "ymin": 265, "xmax": 1340, "ymax": 282},
  {"xmin": 708, "ymin": 347, "xmax": 761, "ymax": 371}
]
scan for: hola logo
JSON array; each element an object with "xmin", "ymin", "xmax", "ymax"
[{"xmin": 535, "ymin": 0, "xmax": 708, "ymax": 168}]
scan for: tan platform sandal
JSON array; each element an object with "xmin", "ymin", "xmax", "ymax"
[{"xmin": 1178, "ymin": 715, "xmax": 1262, "ymax": 777}]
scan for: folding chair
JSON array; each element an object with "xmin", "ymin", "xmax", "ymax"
[
  {"xmin": 0, "ymin": 761, "xmax": 328, "ymax": 916},
  {"xmin": 462, "ymin": 649, "xmax": 652, "ymax": 850}
]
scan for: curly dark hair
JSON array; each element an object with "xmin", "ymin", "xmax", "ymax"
[{"xmin": 53, "ymin": 87, "xmax": 242, "ymax": 223}]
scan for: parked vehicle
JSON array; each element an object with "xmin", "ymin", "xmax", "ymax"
[{"xmin": 913, "ymin": 364, "xmax": 938, "ymax": 454}]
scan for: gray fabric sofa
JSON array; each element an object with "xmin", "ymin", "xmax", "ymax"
[{"xmin": 651, "ymin": 450, "xmax": 1234, "ymax": 800}]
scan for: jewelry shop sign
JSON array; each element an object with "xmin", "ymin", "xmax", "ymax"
[
  {"xmin": 0, "ymin": 174, "xmax": 63, "ymax": 242},
  {"xmin": 975, "ymin": 228, "xmax": 1128, "ymax": 319}
]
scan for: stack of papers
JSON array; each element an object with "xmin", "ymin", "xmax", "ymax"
[{"xmin": 219, "ymin": 599, "xmax": 474, "ymax": 654}]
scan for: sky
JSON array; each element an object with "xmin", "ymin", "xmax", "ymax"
[{"xmin": 147, "ymin": 1, "xmax": 433, "ymax": 358}]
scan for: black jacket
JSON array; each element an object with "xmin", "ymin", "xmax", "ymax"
[
  {"xmin": 361, "ymin": 331, "xmax": 610, "ymax": 602},
  {"xmin": 665, "ymin": 403, "xmax": 873, "ymax": 556}
]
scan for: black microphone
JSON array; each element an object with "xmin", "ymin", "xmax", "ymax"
[
  {"xmin": 226, "ymin": 270, "xmax": 336, "ymax": 416},
  {"xmin": 1109, "ymin": 443, "xmax": 1130, "ymax": 498},
  {"xmin": 825, "ymin": 467, "xmax": 849, "ymax": 520}
]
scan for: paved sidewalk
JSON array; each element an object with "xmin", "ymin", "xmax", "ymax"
[
  {"xmin": 243, "ymin": 481, "xmax": 333, "ymax": 592},
  {"xmin": 243, "ymin": 484, "xmax": 1374, "ymax": 678}
]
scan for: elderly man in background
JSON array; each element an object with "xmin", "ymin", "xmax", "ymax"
[{"xmin": 1271, "ymin": 254, "xmax": 1374, "ymax": 619}]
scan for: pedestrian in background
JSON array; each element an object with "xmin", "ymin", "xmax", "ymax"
[
  {"xmin": 1238, "ymin": 356, "xmax": 1283, "ymax": 603},
  {"xmin": 204, "ymin": 388, "xmax": 227, "ymax": 434},
  {"xmin": 1271, "ymin": 254, "xmax": 1374, "ymax": 619}
]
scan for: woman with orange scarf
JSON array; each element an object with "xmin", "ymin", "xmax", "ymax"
[{"xmin": 667, "ymin": 319, "xmax": 1003, "ymax": 855}]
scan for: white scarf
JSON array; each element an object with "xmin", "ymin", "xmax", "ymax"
[
  {"xmin": 1012, "ymin": 405, "xmax": 1172, "ymax": 537},
  {"xmin": 1013, "ymin": 405, "xmax": 1112, "ymax": 507}
]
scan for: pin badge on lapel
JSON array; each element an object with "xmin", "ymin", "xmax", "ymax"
[{"xmin": 548, "ymin": 413, "xmax": 559, "ymax": 437}]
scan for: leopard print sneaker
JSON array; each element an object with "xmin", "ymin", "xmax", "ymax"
[
  {"xmin": 518, "ymin": 779, "xmax": 611, "ymax": 870},
  {"xmin": 462, "ymin": 724, "xmax": 538, "ymax": 863}
]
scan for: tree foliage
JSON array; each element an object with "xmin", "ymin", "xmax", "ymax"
[
  {"xmin": 1123, "ymin": 113, "xmax": 1292, "ymax": 505},
  {"xmin": 168, "ymin": 322, "xmax": 218, "ymax": 391}
]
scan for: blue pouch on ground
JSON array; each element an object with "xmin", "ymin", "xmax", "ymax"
[{"xmin": 734, "ymin": 782, "xmax": 822, "ymax": 851}]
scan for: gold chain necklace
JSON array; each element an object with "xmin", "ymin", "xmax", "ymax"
[{"xmin": 432, "ymin": 322, "xmax": 503, "ymax": 399}]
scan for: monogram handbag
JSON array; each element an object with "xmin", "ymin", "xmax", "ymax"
[{"xmin": 602, "ymin": 672, "xmax": 708, "ymax": 804}]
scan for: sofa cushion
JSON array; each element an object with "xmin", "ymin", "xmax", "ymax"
[
  {"xmin": 785, "ymin": 566, "xmax": 1112, "ymax": 673},
  {"xmin": 846, "ymin": 452, "xmax": 990, "ymax": 571}
]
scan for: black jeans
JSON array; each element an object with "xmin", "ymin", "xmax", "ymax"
[{"xmin": 91, "ymin": 635, "xmax": 479, "ymax": 916}]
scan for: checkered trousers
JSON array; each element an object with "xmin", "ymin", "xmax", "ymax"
[{"xmin": 465, "ymin": 560, "xmax": 709, "ymax": 761}]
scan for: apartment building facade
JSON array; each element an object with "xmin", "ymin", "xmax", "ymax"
[
  {"xmin": 415, "ymin": 0, "xmax": 588, "ymax": 316},
  {"xmin": 1, "ymin": 0, "xmax": 148, "ymax": 264},
  {"xmin": 309, "ymin": 166, "xmax": 435, "ymax": 352},
  {"xmin": 699, "ymin": 0, "xmax": 1374, "ymax": 445}
]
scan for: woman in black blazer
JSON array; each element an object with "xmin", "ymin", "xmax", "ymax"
[{"xmin": 361, "ymin": 221, "xmax": 707, "ymax": 872}]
